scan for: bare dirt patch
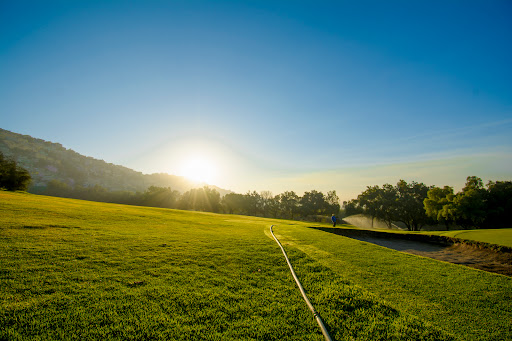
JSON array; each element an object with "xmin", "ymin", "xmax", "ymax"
[{"xmin": 314, "ymin": 227, "xmax": 512, "ymax": 277}]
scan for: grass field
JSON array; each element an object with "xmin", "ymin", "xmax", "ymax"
[
  {"xmin": 2, "ymin": 192, "xmax": 511, "ymax": 340},
  {"xmin": 419, "ymin": 229, "xmax": 512, "ymax": 247},
  {"xmin": 274, "ymin": 225, "xmax": 512, "ymax": 340}
]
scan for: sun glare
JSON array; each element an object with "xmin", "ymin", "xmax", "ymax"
[{"xmin": 179, "ymin": 156, "xmax": 217, "ymax": 184}]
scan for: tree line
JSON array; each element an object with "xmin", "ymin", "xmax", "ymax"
[
  {"xmin": 344, "ymin": 176, "xmax": 512, "ymax": 230},
  {"xmin": 222, "ymin": 190, "xmax": 340, "ymax": 218},
  {"xmin": 29, "ymin": 179, "xmax": 341, "ymax": 220}
]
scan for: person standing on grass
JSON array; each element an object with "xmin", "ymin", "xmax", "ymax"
[{"xmin": 331, "ymin": 214, "xmax": 337, "ymax": 227}]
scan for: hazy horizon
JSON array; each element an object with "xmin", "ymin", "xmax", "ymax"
[{"xmin": 2, "ymin": 1, "xmax": 511, "ymax": 202}]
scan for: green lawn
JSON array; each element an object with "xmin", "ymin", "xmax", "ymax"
[
  {"xmin": 2, "ymin": 192, "xmax": 319, "ymax": 340},
  {"xmin": 2, "ymin": 192, "xmax": 510, "ymax": 340},
  {"xmin": 274, "ymin": 224, "xmax": 512, "ymax": 341},
  {"xmin": 419, "ymin": 229, "xmax": 512, "ymax": 247}
]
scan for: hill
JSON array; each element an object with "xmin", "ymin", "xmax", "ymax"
[{"xmin": 0, "ymin": 128, "xmax": 230, "ymax": 195}]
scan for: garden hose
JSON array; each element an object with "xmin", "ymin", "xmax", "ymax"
[{"xmin": 270, "ymin": 225, "xmax": 333, "ymax": 341}]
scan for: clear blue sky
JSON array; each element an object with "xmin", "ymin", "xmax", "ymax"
[{"xmin": 1, "ymin": 0, "xmax": 511, "ymax": 201}]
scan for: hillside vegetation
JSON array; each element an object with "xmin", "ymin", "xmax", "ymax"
[
  {"xmin": 0, "ymin": 128, "xmax": 228, "ymax": 195},
  {"xmin": 2, "ymin": 192, "xmax": 511, "ymax": 340}
]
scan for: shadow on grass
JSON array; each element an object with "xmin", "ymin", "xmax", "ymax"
[
  {"xmin": 306, "ymin": 225, "xmax": 449, "ymax": 252},
  {"xmin": 21, "ymin": 224, "xmax": 80, "ymax": 229}
]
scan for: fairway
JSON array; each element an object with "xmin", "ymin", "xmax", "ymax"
[
  {"xmin": 2, "ymin": 192, "xmax": 511, "ymax": 340},
  {"xmin": 421, "ymin": 229, "xmax": 512, "ymax": 248},
  {"xmin": 273, "ymin": 225, "xmax": 512, "ymax": 340}
]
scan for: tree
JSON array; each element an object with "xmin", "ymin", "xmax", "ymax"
[
  {"xmin": 376, "ymin": 184, "xmax": 398, "ymax": 229},
  {"xmin": 424, "ymin": 186, "xmax": 455, "ymax": 230},
  {"xmin": 394, "ymin": 180, "xmax": 433, "ymax": 231},
  {"xmin": 325, "ymin": 190, "xmax": 341, "ymax": 216},
  {"xmin": 343, "ymin": 199, "xmax": 362, "ymax": 217},
  {"xmin": 179, "ymin": 187, "xmax": 221, "ymax": 212},
  {"xmin": 453, "ymin": 176, "xmax": 487, "ymax": 229},
  {"xmin": 203, "ymin": 187, "xmax": 221, "ymax": 213},
  {"xmin": 222, "ymin": 191, "xmax": 263, "ymax": 216},
  {"xmin": 356, "ymin": 184, "xmax": 398, "ymax": 228},
  {"xmin": 0, "ymin": 152, "xmax": 31, "ymax": 191},
  {"xmin": 357, "ymin": 185, "xmax": 381, "ymax": 227},
  {"xmin": 267, "ymin": 195, "xmax": 281, "ymax": 218},
  {"xmin": 76, "ymin": 184, "xmax": 108, "ymax": 202},
  {"xmin": 245, "ymin": 191, "xmax": 263, "ymax": 216},
  {"xmin": 260, "ymin": 191, "xmax": 278, "ymax": 217},
  {"xmin": 485, "ymin": 181, "xmax": 512, "ymax": 228},
  {"xmin": 300, "ymin": 190, "xmax": 326, "ymax": 217},
  {"xmin": 278, "ymin": 191, "xmax": 300, "ymax": 219},
  {"xmin": 141, "ymin": 186, "xmax": 180, "ymax": 208},
  {"xmin": 222, "ymin": 193, "xmax": 245, "ymax": 214}
]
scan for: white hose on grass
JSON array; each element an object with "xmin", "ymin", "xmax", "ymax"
[{"xmin": 270, "ymin": 225, "xmax": 333, "ymax": 341}]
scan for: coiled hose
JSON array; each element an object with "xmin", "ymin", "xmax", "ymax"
[{"xmin": 270, "ymin": 225, "xmax": 333, "ymax": 341}]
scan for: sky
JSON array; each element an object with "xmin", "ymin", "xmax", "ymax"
[{"xmin": 1, "ymin": 0, "xmax": 511, "ymax": 202}]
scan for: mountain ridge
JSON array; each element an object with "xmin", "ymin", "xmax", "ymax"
[{"xmin": 0, "ymin": 128, "xmax": 231, "ymax": 196}]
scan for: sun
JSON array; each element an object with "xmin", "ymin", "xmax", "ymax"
[{"xmin": 179, "ymin": 156, "xmax": 217, "ymax": 184}]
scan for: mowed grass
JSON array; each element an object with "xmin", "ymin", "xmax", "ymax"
[
  {"xmin": 274, "ymin": 224, "xmax": 512, "ymax": 341},
  {"xmin": 3, "ymin": 192, "xmax": 321, "ymax": 340},
  {"xmin": 0, "ymin": 192, "xmax": 506, "ymax": 340},
  {"xmin": 419, "ymin": 229, "xmax": 512, "ymax": 247}
]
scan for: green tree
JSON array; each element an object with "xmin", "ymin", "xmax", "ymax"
[
  {"xmin": 0, "ymin": 152, "xmax": 31, "ymax": 191},
  {"xmin": 277, "ymin": 191, "xmax": 300, "ymax": 219},
  {"xmin": 394, "ymin": 180, "xmax": 432, "ymax": 231},
  {"xmin": 424, "ymin": 186, "xmax": 455, "ymax": 230},
  {"xmin": 356, "ymin": 184, "xmax": 398, "ymax": 228},
  {"xmin": 260, "ymin": 191, "xmax": 277, "ymax": 217},
  {"xmin": 300, "ymin": 190, "xmax": 326, "ymax": 217},
  {"xmin": 203, "ymin": 187, "xmax": 221, "ymax": 213},
  {"xmin": 342, "ymin": 199, "xmax": 362, "ymax": 217},
  {"xmin": 485, "ymin": 180, "xmax": 512, "ymax": 228},
  {"xmin": 222, "ymin": 193, "xmax": 245, "ymax": 214},
  {"xmin": 376, "ymin": 184, "xmax": 398, "ymax": 229},
  {"xmin": 453, "ymin": 176, "xmax": 487, "ymax": 228},
  {"xmin": 325, "ymin": 190, "xmax": 341, "ymax": 216},
  {"xmin": 179, "ymin": 187, "xmax": 221, "ymax": 212},
  {"xmin": 141, "ymin": 186, "xmax": 180, "ymax": 208},
  {"xmin": 240, "ymin": 191, "xmax": 262, "ymax": 216},
  {"xmin": 357, "ymin": 185, "xmax": 381, "ymax": 227}
]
